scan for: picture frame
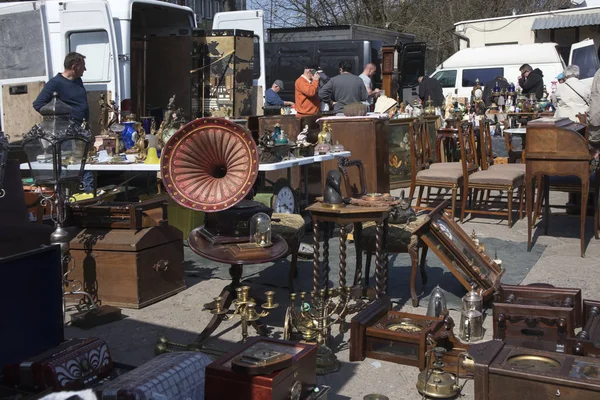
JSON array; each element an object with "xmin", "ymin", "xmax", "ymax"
[{"xmin": 412, "ymin": 200, "xmax": 504, "ymax": 300}]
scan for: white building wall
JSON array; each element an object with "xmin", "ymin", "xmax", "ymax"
[{"xmin": 455, "ymin": 6, "xmax": 600, "ymax": 50}]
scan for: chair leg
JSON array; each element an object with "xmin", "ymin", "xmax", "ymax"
[
  {"xmin": 409, "ymin": 181, "xmax": 416, "ymax": 203},
  {"xmin": 534, "ymin": 174, "xmax": 544, "ymax": 225},
  {"xmin": 417, "ymin": 186, "xmax": 425, "ymax": 208},
  {"xmin": 581, "ymin": 181, "xmax": 589, "ymax": 258},
  {"xmin": 419, "ymin": 244, "xmax": 428, "ymax": 285},
  {"xmin": 364, "ymin": 251, "xmax": 372, "ymax": 287},
  {"xmin": 288, "ymin": 239, "xmax": 300, "ymax": 293},
  {"xmin": 544, "ymin": 176, "xmax": 550, "ymax": 235},
  {"xmin": 459, "ymin": 185, "xmax": 466, "ymax": 223},
  {"xmin": 594, "ymin": 186, "xmax": 599, "ymax": 240},
  {"xmin": 426, "ymin": 186, "xmax": 431, "ymax": 203},
  {"xmin": 507, "ymin": 187, "xmax": 514, "ymax": 228},
  {"xmin": 519, "ymin": 185, "xmax": 524, "ymax": 220}
]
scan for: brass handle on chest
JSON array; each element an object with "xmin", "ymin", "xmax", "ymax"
[{"xmin": 154, "ymin": 259, "xmax": 169, "ymax": 272}]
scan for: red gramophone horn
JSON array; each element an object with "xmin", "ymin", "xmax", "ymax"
[{"xmin": 160, "ymin": 117, "xmax": 258, "ymax": 212}]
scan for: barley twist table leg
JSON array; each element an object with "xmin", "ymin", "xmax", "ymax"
[
  {"xmin": 323, "ymin": 222, "xmax": 330, "ymax": 289},
  {"xmin": 339, "ymin": 225, "xmax": 348, "ymax": 288},
  {"xmin": 375, "ymin": 221, "xmax": 384, "ymax": 298},
  {"xmin": 313, "ymin": 219, "xmax": 320, "ymax": 293},
  {"xmin": 383, "ymin": 218, "xmax": 389, "ymax": 293}
]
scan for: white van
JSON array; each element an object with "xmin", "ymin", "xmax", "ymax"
[
  {"xmin": 430, "ymin": 40, "xmax": 599, "ymax": 99},
  {"xmin": 0, "ymin": 0, "xmax": 196, "ymax": 140}
]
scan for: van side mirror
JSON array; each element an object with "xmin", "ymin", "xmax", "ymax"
[{"xmin": 455, "ymin": 88, "xmax": 458, "ymax": 94}]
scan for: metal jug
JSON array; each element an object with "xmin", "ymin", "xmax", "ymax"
[
  {"xmin": 427, "ymin": 285, "xmax": 448, "ymax": 318},
  {"xmin": 462, "ymin": 289, "xmax": 483, "ymax": 313},
  {"xmin": 458, "ymin": 310, "xmax": 484, "ymax": 342}
]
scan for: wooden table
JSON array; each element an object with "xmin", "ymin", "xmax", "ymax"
[
  {"xmin": 187, "ymin": 227, "xmax": 288, "ymax": 343},
  {"xmin": 305, "ymin": 203, "xmax": 390, "ymax": 298}
]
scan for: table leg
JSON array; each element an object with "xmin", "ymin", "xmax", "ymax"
[
  {"xmin": 339, "ymin": 225, "xmax": 348, "ymax": 288},
  {"xmin": 312, "ymin": 218, "xmax": 320, "ymax": 293},
  {"xmin": 581, "ymin": 177, "xmax": 589, "ymax": 258},
  {"xmin": 375, "ymin": 221, "xmax": 385, "ymax": 298},
  {"xmin": 353, "ymin": 222, "xmax": 363, "ymax": 287},
  {"xmin": 527, "ymin": 170, "xmax": 534, "ymax": 252},
  {"xmin": 408, "ymin": 235, "xmax": 419, "ymax": 307},
  {"xmin": 436, "ymin": 135, "xmax": 443, "ymax": 163},
  {"xmin": 383, "ymin": 218, "xmax": 389, "ymax": 292},
  {"xmin": 323, "ymin": 222, "xmax": 330, "ymax": 289},
  {"xmin": 195, "ymin": 264, "xmax": 243, "ymax": 344}
]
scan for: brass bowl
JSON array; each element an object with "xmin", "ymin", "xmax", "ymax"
[{"xmin": 362, "ymin": 193, "xmax": 383, "ymax": 201}]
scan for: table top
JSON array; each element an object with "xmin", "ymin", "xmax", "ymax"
[
  {"xmin": 187, "ymin": 227, "xmax": 288, "ymax": 265},
  {"xmin": 306, "ymin": 202, "xmax": 391, "ymax": 215},
  {"xmin": 505, "ymin": 128, "xmax": 527, "ymax": 135},
  {"xmin": 20, "ymin": 151, "xmax": 352, "ymax": 173}
]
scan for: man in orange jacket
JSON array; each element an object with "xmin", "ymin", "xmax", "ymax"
[{"xmin": 295, "ymin": 65, "xmax": 321, "ymax": 117}]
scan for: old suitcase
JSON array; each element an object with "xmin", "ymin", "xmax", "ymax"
[
  {"xmin": 3, "ymin": 338, "xmax": 113, "ymax": 391},
  {"xmin": 205, "ymin": 337, "xmax": 317, "ymax": 400},
  {"xmin": 68, "ymin": 225, "xmax": 186, "ymax": 309},
  {"xmin": 96, "ymin": 351, "xmax": 213, "ymax": 400}
]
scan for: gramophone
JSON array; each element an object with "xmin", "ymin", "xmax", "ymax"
[{"xmin": 161, "ymin": 118, "xmax": 272, "ymax": 244}]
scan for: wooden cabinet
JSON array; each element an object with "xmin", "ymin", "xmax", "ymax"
[
  {"xmin": 320, "ymin": 117, "xmax": 390, "ymax": 195},
  {"xmin": 68, "ymin": 225, "xmax": 186, "ymax": 309}
]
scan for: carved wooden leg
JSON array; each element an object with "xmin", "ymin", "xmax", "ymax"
[
  {"xmin": 508, "ymin": 186, "xmax": 514, "ymax": 228},
  {"xmin": 339, "ymin": 225, "xmax": 348, "ymax": 288},
  {"xmin": 364, "ymin": 251, "xmax": 372, "ymax": 287},
  {"xmin": 312, "ymin": 219, "xmax": 320, "ymax": 293},
  {"xmin": 419, "ymin": 243, "xmax": 428, "ymax": 285},
  {"xmin": 544, "ymin": 175, "xmax": 550, "ymax": 236},
  {"xmin": 323, "ymin": 222, "xmax": 330, "ymax": 289},
  {"xmin": 375, "ymin": 221, "xmax": 385, "ymax": 298},
  {"xmin": 408, "ymin": 236, "xmax": 419, "ymax": 307},
  {"xmin": 353, "ymin": 222, "xmax": 363, "ymax": 287},
  {"xmin": 527, "ymin": 171, "xmax": 534, "ymax": 252},
  {"xmin": 581, "ymin": 179, "xmax": 589, "ymax": 258}
]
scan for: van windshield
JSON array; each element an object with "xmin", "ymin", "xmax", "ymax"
[
  {"xmin": 462, "ymin": 68, "xmax": 504, "ymax": 87},
  {"xmin": 432, "ymin": 70, "xmax": 457, "ymax": 88}
]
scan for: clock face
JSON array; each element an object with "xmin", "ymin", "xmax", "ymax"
[
  {"xmin": 507, "ymin": 355, "xmax": 561, "ymax": 373},
  {"xmin": 274, "ymin": 186, "xmax": 296, "ymax": 214}
]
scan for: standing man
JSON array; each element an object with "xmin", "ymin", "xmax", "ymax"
[
  {"xmin": 295, "ymin": 65, "xmax": 321, "ymax": 117},
  {"xmin": 554, "ymin": 65, "xmax": 590, "ymax": 123},
  {"xmin": 588, "ymin": 68, "xmax": 600, "ymax": 147},
  {"xmin": 518, "ymin": 64, "xmax": 544, "ymax": 100},
  {"xmin": 33, "ymin": 52, "xmax": 89, "ymax": 123},
  {"xmin": 418, "ymin": 75, "xmax": 444, "ymax": 107},
  {"xmin": 319, "ymin": 61, "xmax": 368, "ymax": 113},
  {"xmin": 265, "ymin": 80, "xmax": 294, "ymax": 107},
  {"xmin": 33, "ymin": 52, "xmax": 93, "ymax": 192},
  {"xmin": 359, "ymin": 62, "xmax": 380, "ymax": 107}
]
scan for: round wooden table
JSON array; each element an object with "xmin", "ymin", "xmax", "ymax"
[{"xmin": 188, "ymin": 227, "xmax": 288, "ymax": 344}]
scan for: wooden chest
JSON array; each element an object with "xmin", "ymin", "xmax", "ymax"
[
  {"xmin": 205, "ymin": 338, "xmax": 317, "ymax": 400},
  {"xmin": 68, "ymin": 225, "xmax": 186, "ymax": 309}
]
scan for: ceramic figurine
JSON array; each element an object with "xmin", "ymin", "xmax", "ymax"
[{"xmin": 389, "ymin": 190, "xmax": 417, "ymax": 225}]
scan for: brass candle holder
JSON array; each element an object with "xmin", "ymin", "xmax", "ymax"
[
  {"xmin": 209, "ymin": 286, "xmax": 278, "ymax": 343},
  {"xmin": 285, "ymin": 286, "xmax": 351, "ymax": 375}
]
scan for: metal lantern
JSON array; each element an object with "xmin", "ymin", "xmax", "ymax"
[
  {"xmin": 0, "ymin": 131, "xmax": 9, "ymax": 197},
  {"xmin": 22, "ymin": 92, "xmax": 90, "ymax": 186}
]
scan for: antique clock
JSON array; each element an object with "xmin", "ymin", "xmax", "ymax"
[
  {"xmin": 271, "ymin": 179, "xmax": 297, "ymax": 214},
  {"xmin": 471, "ymin": 340, "xmax": 600, "ymax": 400},
  {"xmin": 567, "ymin": 299, "xmax": 600, "ymax": 357},
  {"xmin": 493, "ymin": 284, "xmax": 581, "ymax": 353}
]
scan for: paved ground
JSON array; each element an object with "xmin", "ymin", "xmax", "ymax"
[{"xmin": 65, "ymin": 190, "xmax": 600, "ymax": 400}]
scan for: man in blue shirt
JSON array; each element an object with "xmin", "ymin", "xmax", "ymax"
[
  {"xmin": 34, "ymin": 52, "xmax": 89, "ymax": 123},
  {"xmin": 265, "ymin": 79, "xmax": 294, "ymax": 107},
  {"xmin": 33, "ymin": 52, "xmax": 93, "ymax": 191}
]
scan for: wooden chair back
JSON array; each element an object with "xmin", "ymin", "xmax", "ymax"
[
  {"xmin": 458, "ymin": 122, "xmax": 478, "ymax": 177},
  {"xmin": 479, "ymin": 118, "xmax": 494, "ymax": 170},
  {"xmin": 409, "ymin": 120, "xmax": 429, "ymax": 174},
  {"xmin": 337, "ymin": 157, "xmax": 367, "ymax": 198}
]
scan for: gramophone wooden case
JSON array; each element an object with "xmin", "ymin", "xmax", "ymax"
[
  {"xmin": 493, "ymin": 284, "xmax": 581, "ymax": 352},
  {"xmin": 68, "ymin": 225, "xmax": 186, "ymax": 309},
  {"xmin": 472, "ymin": 340, "xmax": 600, "ymax": 400}
]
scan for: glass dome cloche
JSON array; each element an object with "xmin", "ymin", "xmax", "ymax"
[{"xmin": 250, "ymin": 212, "xmax": 272, "ymax": 247}]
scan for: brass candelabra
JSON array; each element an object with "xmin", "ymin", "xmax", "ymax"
[
  {"xmin": 209, "ymin": 286, "xmax": 278, "ymax": 343},
  {"xmin": 285, "ymin": 286, "xmax": 351, "ymax": 375}
]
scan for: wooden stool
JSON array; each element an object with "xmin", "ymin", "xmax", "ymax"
[{"xmin": 360, "ymin": 216, "xmax": 428, "ymax": 307}]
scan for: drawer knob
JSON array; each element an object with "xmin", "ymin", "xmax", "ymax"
[{"xmin": 154, "ymin": 259, "xmax": 169, "ymax": 272}]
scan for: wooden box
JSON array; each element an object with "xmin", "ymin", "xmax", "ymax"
[
  {"xmin": 69, "ymin": 198, "xmax": 168, "ymax": 230},
  {"xmin": 205, "ymin": 337, "xmax": 317, "ymax": 400},
  {"xmin": 319, "ymin": 117, "xmax": 390, "ymax": 195},
  {"xmin": 68, "ymin": 225, "xmax": 186, "ymax": 309},
  {"xmin": 567, "ymin": 299, "xmax": 600, "ymax": 358},
  {"xmin": 472, "ymin": 341, "xmax": 600, "ymax": 400},
  {"xmin": 493, "ymin": 284, "xmax": 581, "ymax": 353}
]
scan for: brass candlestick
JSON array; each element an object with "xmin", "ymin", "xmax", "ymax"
[
  {"xmin": 209, "ymin": 286, "xmax": 278, "ymax": 343},
  {"xmin": 285, "ymin": 286, "xmax": 351, "ymax": 375}
]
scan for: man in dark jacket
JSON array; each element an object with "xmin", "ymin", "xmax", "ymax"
[
  {"xmin": 518, "ymin": 64, "xmax": 544, "ymax": 100},
  {"xmin": 482, "ymin": 76, "xmax": 510, "ymax": 107},
  {"xmin": 418, "ymin": 75, "xmax": 444, "ymax": 107}
]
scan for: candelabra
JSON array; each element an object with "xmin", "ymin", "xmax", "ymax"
[
  {"xmin": 207, "ymin": 286, "xmax": 278, "ymax": 343},
  {"xmin": 285, "ymin": 286, "xmax": 352, "ymax": 375}
]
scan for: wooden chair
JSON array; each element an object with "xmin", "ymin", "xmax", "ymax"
[
  {"xmin": 525, "ymin": 118, "xmax": 596, "ymax": 257},
  {"xmin": 409, "ymin": 121, "xmax": 465, "ymax": 219},
  {"xmin": 460, "ymin": 121, "xmax": 525, "ymax": 227},
  {"xmin": 338, "ymin": 157, "xmax": 367, "ymax": 198}
]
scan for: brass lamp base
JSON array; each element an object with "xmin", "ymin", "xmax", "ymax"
[{"xmin": 316, "ymin": 344, "xmax": 341, "ymax": 375}]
